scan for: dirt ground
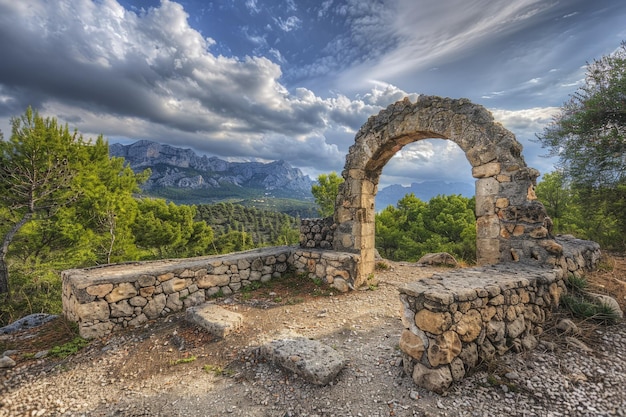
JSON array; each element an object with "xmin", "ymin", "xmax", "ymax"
[{"xmin": 1, "ymin": 254, "xmax": 625, "ymax": 417}]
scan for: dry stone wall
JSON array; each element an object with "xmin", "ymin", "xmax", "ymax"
[
  {"xmin": 398, "ymin": 236, "xmax": 601, "ymax": 393},
  {"xmin": 62, "ymin": 246, "xmax": 358, "ymax": 339},
  {"xmin": 299, "ymin": 217, "xmax": 335, "ymax": 249}
]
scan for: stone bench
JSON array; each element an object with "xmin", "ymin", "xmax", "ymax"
[{"xmin": 62, "ymin": 246, "xmax": 359, "ymax": 339}]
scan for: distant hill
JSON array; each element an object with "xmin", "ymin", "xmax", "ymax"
[
  {"xmin": 375, "ymin": 181, "xmax": 474, "ymax": 210},
  {"xmin": 110, "ymin": 140, "xmax": 315, "ymax": 206}
]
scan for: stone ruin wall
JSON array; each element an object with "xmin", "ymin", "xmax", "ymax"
[
  {"xmin": 299, "ymin": 217, "xmax": 335, "ymax": 250},
  {"xmin": 331, "ymin": 96, "xmax": 570, "ymax": 288},
  {"xmin": 320, "ymin": 96, "xmax": 606, "ymax": 392},
  {"xmin": 62, "ymin": 246, "xmax": 358, "ymax": 339},
  {"xmin": 398, "ymin": 237, "xmax": 600, "ymax": 393}
]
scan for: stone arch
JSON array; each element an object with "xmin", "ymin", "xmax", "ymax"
[{"xmin": 333, "ymin": 96, "xmax": 559, "ymax": 288}]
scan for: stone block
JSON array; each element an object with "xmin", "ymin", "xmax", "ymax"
[
  {"xmin": 411, "ymin": 362, "xmax": 453, "ymax": 394},
  {"xmin": 110, "ymin": 300, "xmax": 133, "ymax": 318},
  {"xmin": 76, "ymin": 300, "xmax": 109, "ymax": 322},
  {"xmin": 105, "ymin": 282, "xmax": 138, "ymax": 303},
  {"xmin": 261, "ymin": 337, "xmax": 346, "ymax": 385},
  {"xmin": 143, "ymin": 293, "xmax": 166, "ymax": 319},
  {"xmin": 454, "ymin": 309, "xmax": 482, "ymax": 343},
  {"xmin": 399, "ymin": 329, "xmax": 426, "ymax": 360},
  {"xmin": 427, "ymin": 331, "xmax": 462, "ymax": 367},
  {"xmin": 186, "ymin": 303, "xmax": 243, "ymax": 338},
  {"xmin": 80, "ymin": 322, "xmax": 113, "ymax": 339},
  {"xmin": 415, "ymin": 310, "xmax": 452, "ymax": 335},
  {"xmin": 86, "ymin": 283, "xmax": 113, "ymax": 298},
  {"xmin": 197, "ymin": 274, "xmax": 230, "ymax": 288},
  {"xmin": 472, "ymin": 162, "xmax": 501, "ymax": 178},
  {"xmin": 162, "ymin": 278, "xmax": 189, "ymax": 294}
]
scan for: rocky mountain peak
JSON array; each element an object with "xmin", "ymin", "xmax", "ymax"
[{"xmin": 109, "ymin": 140, "xmax": 313, "ymax": 201}]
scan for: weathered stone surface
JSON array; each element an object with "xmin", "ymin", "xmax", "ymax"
[
  {"xmin": 128, "ymin": 313, "xmax": 148, "ymax": 327},
  {"xmin": 331, "ymin": 277, "xmax": 350, "ymax": 292},
  {"xmin": 427, "ymin": 331, "xmax": 462, "ymax": 367},
  {"xmin": 399, "ymin": 329, "xmax": 426, "ymax": 360},
  {"xmin": 0, "ymin": 355, "xmax": 16, "ymax": 368},
  {"xmin": 416, "ymin": 252, "xmax": 458, "ymax": 267},
  {"xmin": 86, "ymin": 283, "xmax": 113, "ymax": 298},
  {"xmin": 144, "ymin": 293, "xmax": 166, "ymax": 320},
  {"xmin": 105, "ymin": 283, "xmax": 137, "ymax": 303},
  {"xmin": 166, "ymin": 293, "xmax": 183, "ymax": 312},
  {"xmin": 80, "ymin": 322, "xmax": 113, "ymax": 339},
  {"xmin": 76, "ymin": 300, "xmax": 109, "ymax": 322},
  {"xmin": 450, "ymin": 357, "xmax": 466, "ymax": 381},
  {"xmin": 110, "ymin": 300, "xmax": 133, "ymax": 318},
  {"xmin": 454, "ymin": 309, "xmax": 482, "ymax": 343},
  {"xmin": 183, "ymin": 290, "xmax": 206, "ymax": 308},
  {"xmin": 162, "ymin": 278, "xmax": 189, "ymax": 294},
  {"xmin": 587, "ymin": 293, "xmax": 624, "ymax": 320},
  {"xmin": 415, "ymin": 310, "xmax": 452, "ymax": 335},
  {"xmin": 197, "ymin": 274, "xmax": 230, "ymax": 288},
  {"xmin": 507, "ymin": 316, "xmax": 526, "ymax": 339},
  {"xmin": 129, "ymin": 296, "xmax": 148, "ymax": 307},
  {"xmin": 138, "ymin": 275, "xmax": 156, "ymax": 287},
  {"xmin": 139, "ymin": 286, "xmax": 155, "ymax": 297},
  {"xmin": 186, "ymin": 303, "xmax": 243, "ymax": 338},
  {"xmin": 411, "ymin": 362, "xmax": 453, "ymax": 394},
  {"xmin": 0, "ymin": 314, "xmax": 58, "ymax": 335},
  {"xmin": 261, "ymin": 337, "xmax": 346, "ymax": 385},
  {"xmin": 472, "ymin": 162, "xmax": 501, "ymax": 178}
]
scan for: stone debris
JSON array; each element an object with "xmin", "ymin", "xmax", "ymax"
[
  {"xmin": 0, "ymin": 355, "xmax": 16, "ymax": 368},
  {"xmin": 260, "ymin": 337, "xmax": 346, "ymax": 385},
  {"xmin": 185, "ymin": 303, "xmax": 243, "ymax": 338},
  {"xmin": 416, "ymin": 252, "xmax": 459, "ymax": 267},
  {"xmin": 556, "ymin": 318, "xmax": 580, "ymax": 335}
]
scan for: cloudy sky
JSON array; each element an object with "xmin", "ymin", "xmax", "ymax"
[{"xmin": 0, "ymin": 0, "xmax": 625, "ymax": 189}]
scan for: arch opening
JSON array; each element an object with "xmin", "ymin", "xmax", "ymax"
[{"xmin": 375, "ymin": 138, "xmax": 475, "ymax": 263}]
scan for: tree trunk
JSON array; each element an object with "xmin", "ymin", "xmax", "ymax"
[
  {"xmin": 0, "ymin": 258, "xmax": 9, "ymax": 294},
  {"xmin": 0, "ymin": 212, "xmax": 33, "ymax": 294}
]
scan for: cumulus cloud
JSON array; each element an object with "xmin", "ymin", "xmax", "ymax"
[
  {"xmin": 0, "ymin": 0, "xmax": 418, "ymax": 176},
  {"xmin": 1, "ymin": 0, "xmax": 622, "ymax": 188},
  {"xmin": 491, "ymin": 107, "xmax": 561, "ymax": 178}
]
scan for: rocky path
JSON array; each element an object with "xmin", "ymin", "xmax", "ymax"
[{"xmin": 1, "ymin": 261, "xmax": 625, "ymax": 417}]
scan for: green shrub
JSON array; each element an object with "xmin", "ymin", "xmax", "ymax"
[{"xmin": 49, "ymin": 337, "xmax": 89, "ymax": 358}]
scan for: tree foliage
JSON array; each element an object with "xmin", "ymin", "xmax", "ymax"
[
  {"xmin": 133, "ymin": 198, "xmax": 214, "ymax": 259},
  {"xmin": 536, "ymin": 42, "xmax": 626, "ymax": 250},
  {"xmin": 375, "ymin": 194, "xmax": 476, "ymax": 263},
  {"xmin": 0, "ymin": 107, "xmax": 85, "ymax": 293},
  {"xmin": 538, "ymin": 42, "xmax": 626, "ymax": 187},
  {"xmin": 311, "ymin": 172, "xmax": 344, "ymax": 217},
  {"xmin": 195, "ymin": 202, "xmax": 300, "ymax": 248},
  {"xmin": 536, "ymin": 171, "xmax": 625, "ymax": 249}
]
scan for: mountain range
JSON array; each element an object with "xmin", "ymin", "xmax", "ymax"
[
  {"xmin": 109, "ymin": 140, "xmax": 314, "ymax": 204},
  {"xmin": 109, "ymin": 140, "xmax": 474, "ymax": 209},
  {"xmin": 375, "ymin": 181, "xmax": 474, "ymax": 210}
]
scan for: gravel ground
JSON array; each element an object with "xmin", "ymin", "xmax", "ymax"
[{"xmin": 1, "ymin": 261, "xmax": 625, "ymax": 417}]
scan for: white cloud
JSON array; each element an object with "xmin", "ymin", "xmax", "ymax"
[
  {"xmin": 245, "ymin": 0, "xmax": 260, "ymax": 14},
  {"xmin": 0, "ymin": 0, "xmax": 424, "ymax": 175},
  {"xmin": 275, "ymin": 16, "xmax": 302, "ymax": 32}
]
